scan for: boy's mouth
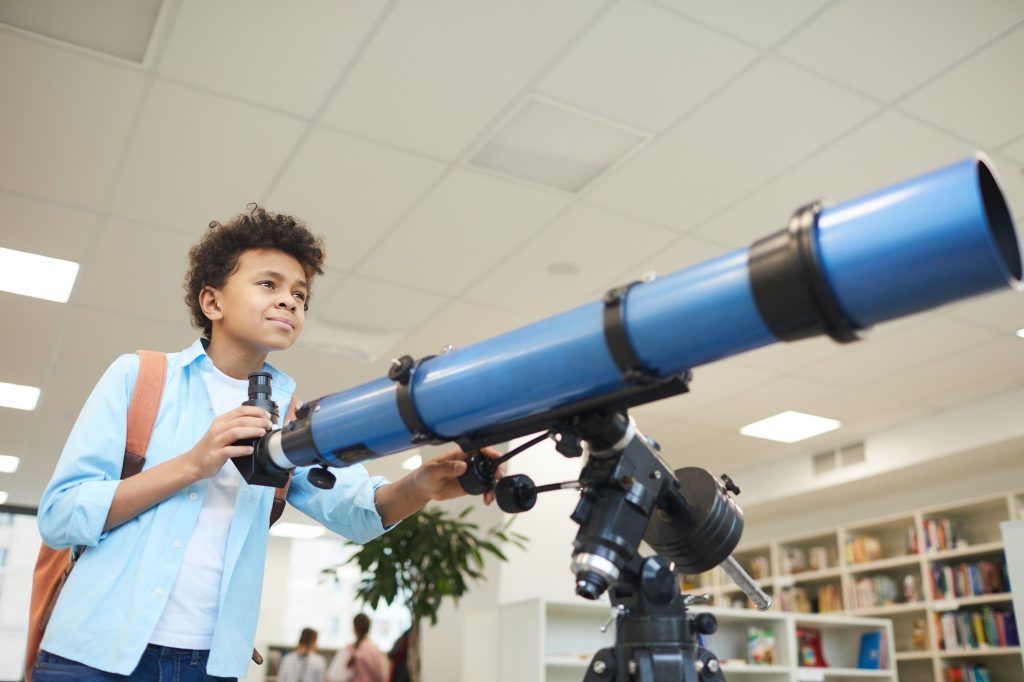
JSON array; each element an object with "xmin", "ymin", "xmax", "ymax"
[{"xmin": 267, "ymin": 317, "xmax": 295, "ymax": 331}]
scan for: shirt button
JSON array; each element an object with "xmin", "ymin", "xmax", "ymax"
[
  {"xmin": 172, "ymin": 540, "xmax": 182, "ymax": 549},
  {"xmin": 189, "ymin": 492, "xmax": 198, "ymax": 501},
  {"xmin": 154, "ymin": 587, "xmax": 165, "ymax": 597}
]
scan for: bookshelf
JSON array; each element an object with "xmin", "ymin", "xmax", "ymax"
[
  {"xmin": 691, "ymin": 488, "xmax": 1024, "ymax": 682},
  {"xmin": 463, "ymin": 599, "xmax": 894, "ymax": 682}
]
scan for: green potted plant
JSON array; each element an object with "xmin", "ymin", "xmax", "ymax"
[{"xmin": 324, "ymin": 505, "xmax": 526, "ymax": 682}]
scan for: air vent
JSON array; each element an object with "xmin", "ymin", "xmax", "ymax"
[
  {"xmin": 812, "ymin": 441, "xmax": 865, "ymax": 476},
  {"xmin": 469, "ymin": 98, "xmax": 648, "ymax": 193},
  {"xmin": 812, "ymin": 450, "xmax": 836, "ymax": 475}
]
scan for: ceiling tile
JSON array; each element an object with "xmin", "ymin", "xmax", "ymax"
[
  {"xmin": 0, "ymin": 192, "xmax": 101, "ymax": 262},
  {"xmin": 537, "ymin": 0, "xmax": 758, "ymax": 131},
  {"xmin": 270, "ymin": 344, "xmax": 388, "ymax": 406},
  {"xmin": 265, "ymin": 127, "xmax": 446, "ymax": 271},
  {"xmin": 631, "ymin": 359, "xmax": 781, "ymax": 424},
  {"xmin": 684, "ymin": 375, "xmax": 842, "ymax": 429},
  {"xmin": 316, "ymin": 275, "xmax": 450, "ymax": 333},
  {"xmin": 943, "ymin": 288, "xmax": 1024, "ymax": 334},
  {"xmin": 393, "ymin": 299, "xmax": 534, "ymax": 361},
  {"xmin": 778, "ymin": 0, "xmax": 1024, "ymax": 102},
  {"xmin": 320, "ymin": 0, "xmax": 605, "ymax": 159},
  {"xmin": 160, "ymin": 0, "xmax": 387, "ymax": 118},
  {"xmin": 357, "ymin": 169, "xmax": 568, "ymax": 295},
  {"xmin": 587, "ymin": 57, "xmax": 878, "ymax": 231},
  {"xmin": 73, "ymin": 219, "xmax": 194, "ymax": 325},
  {"xmin": 1002, "ymin": 136, "xmax": 1024, "ymax": 166},
  {"xmin": 44, "ymin": 307, "xmax": 194, "ymax": 411},
  {"xmin": 898, "ymin": 24, "xmax": 1024, "ymax": 148},
  {"xmin": 0, "ymin": 291, "xmax": 65, "ymax": 387},
  {"xmin": 0, "ymin": 31, "xmax": 145, "ymax": 208},
  {"xmin": 655, "ymin": 0, "xmax": 829, "ymax": 48},
  {"xmin": 680, "ymin": 431, "xmax": 794, "ymax": 473},
  {"xmin": 693, "ymin": 110, "xmax": 976, "ymax": 247},
  {"xmin": 869, "ymin": 334, "xmax": 1024, "ymax": 407},
  {"xmin": 793, "ymin": 315, "xmax": 998, "ymax": 388},
  {"xmin": 603, "ymin": 234, "xmax": 733, "ymax": 290},
  {"xmin": 111, "ymin": 80, "xmax": 306, "ymax": 232},
  {"xmin": 462, "ymin": 203, "xmax": 677, "ymax": 317}
]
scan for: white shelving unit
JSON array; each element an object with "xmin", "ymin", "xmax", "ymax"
[
  {"xmin": 687, "ymin": 488, "xmax": 1024, "ymax": 682},
  {"xmin": 465, "ymin": 598, "xmax": 895, "ymax": 682}
]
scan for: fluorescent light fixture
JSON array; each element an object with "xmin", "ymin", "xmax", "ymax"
[
  {"xmin": 269, "ymin": 522, "xmax": 325, "ymax": 540},
  {"xmin": 470, "ymin": 98, "xmax": 648, "ymax": 193},
  {"xmin": 0, "ymin": 382, "xmax": 41, "ymax": 411},
  {"xmin": 0, "ymin": 0, "xmax": 164, "ymax": 63},
  {"xmin": 402, "ymin": 455, "xmax": 422, "ymax": 471},
  {"xmin": 0, "ymin": 247, "xmax": 79, "ymax": 303},
  {"xmin": 0, "ymin": 455, "xmax": 20, "ymax": 473},
  {"xmin": 0, "ymin": 491, "xmax": 8, "ymax": 505},
  {"xmin": 740, "ymin": 410, "xmax": 841, "ymax": 444},
  {"xmin": 1016, "ymin": 328, "xmax": 1024, "ymax": 338}
]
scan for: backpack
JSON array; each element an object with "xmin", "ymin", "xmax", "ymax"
[{"xmin": 25, "ymin": 350, "xmax": 297, "ymax": 680}]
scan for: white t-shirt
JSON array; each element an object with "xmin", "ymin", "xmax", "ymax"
[{"xmin": 150, "ymin": 364, "xmax": 250, "ymax": 649}]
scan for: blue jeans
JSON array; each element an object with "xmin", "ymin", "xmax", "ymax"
[{"xmin": 33, "ymin": 646, "xmax": 237, "ymax": 681}]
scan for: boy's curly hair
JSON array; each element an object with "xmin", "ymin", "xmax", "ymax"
[{"xmin": 184, "ymin": 204, "xmax": 326, "ymax": 339}]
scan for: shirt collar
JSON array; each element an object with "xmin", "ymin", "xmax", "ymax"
[{"xmin": 181, "ymin": 338, "xmax": 297, "ymax": 395}]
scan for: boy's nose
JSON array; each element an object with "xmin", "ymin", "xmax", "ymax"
[{"xmin": 276, "ymin": 297, "xmax": 296, "ymax": 310}]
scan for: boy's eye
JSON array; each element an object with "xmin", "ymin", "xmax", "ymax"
[
  {"xmin": 258, "ymin": 280, "xmax": 274, "ymax": 289},
  {"xmin": 293, "ymin": 291, "xmax": 307, "ymax": 302}
]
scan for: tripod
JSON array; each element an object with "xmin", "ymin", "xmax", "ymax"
[
  {"xmin": 582, "ymin": 554, "xmax": 725, "ymax": 682},
  {"xmin": 479, "ymin": 408, "xmax": 770, "ymax": 681}
]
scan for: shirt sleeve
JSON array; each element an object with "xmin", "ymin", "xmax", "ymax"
[
  {"xmin": 36, "ymin": 353, "xmax": 138, "ymax": 549},
  {"xmin": 285, "ymin": 463, "xmax": 394, "ymax": 544}
]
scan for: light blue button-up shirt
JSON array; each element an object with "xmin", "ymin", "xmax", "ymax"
[{"xmin": 37, "ymin": 340, "xmax": 391, "ymax": 677}]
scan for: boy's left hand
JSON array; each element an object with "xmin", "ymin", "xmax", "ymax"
[{"xmin": 413, "ymin": 447, "xmax": 504, "ymax": 505}]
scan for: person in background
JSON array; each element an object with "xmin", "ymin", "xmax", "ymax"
[
  {"xmin": 277, "ymin": 628, "xmax": 326, "ymax": 682},
  {"xmin": 326, "ymin": 614, "xmax": 385, "ymax": 682},
  {"xmin": 386, "ymin": 628, "xmax": 410, "ymax": 682}
]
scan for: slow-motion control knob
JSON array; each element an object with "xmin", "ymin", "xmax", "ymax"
[
  {"xmin": 457, "ymin": 453, "xmax": 497, "ymax": 495},
  {"xmin": 494, "ymin": 474, "xmax": 538, "ymax": 513}
]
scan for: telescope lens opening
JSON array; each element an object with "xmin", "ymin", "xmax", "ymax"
[{"xmin": 978, "ymin": 159, "xmax": 1022, "ymax": 285}]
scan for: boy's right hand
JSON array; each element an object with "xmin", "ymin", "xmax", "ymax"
[{"xmin": 186, "ymin": 406, "xmax": 274, "ymax": 480}]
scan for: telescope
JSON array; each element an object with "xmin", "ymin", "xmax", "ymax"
[{"xmin": 230, "ymin": 154, "xmax": 1019, "ymax": 681}]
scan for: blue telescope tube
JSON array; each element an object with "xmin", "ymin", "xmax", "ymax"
[{"xmin": 269, "ymin": 154, "xmax": 1020, "ymax": 469}]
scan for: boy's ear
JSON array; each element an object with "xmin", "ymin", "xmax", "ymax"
[{"xmin": 198, "ymin": 286, "xmax": 224, "ymax": 322}]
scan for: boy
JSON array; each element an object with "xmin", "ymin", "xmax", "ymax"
[
  {"xmin": 277, "ymin": 627, "xmax": 326, "ymax": 682},
  {"xmin": 33, "ymin": 206, "xmax": 499, "ymax": 681}
]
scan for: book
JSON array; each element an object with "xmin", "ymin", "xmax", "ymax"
[
  {"xmin": 746, "ymin": 626, "xmax": 776, "ymax": 665},
  {"xmin": 796, "ymin": 627, "xmax": 827, "ymax": 667},
  {"xmin": 857, "ymin": 631, "xmax": 884, "ymax": 669}
]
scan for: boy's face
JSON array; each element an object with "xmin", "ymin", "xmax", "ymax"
[{"xmin": 205, "ymin": 248, "xmax": 308, "ymax": 353}]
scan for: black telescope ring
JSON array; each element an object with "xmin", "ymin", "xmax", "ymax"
[
  {"xmin": 389, "ymin": 354, "xmax": 445, "ymax": 445},
  {"xmin": 748, "ymin": 201, "xmax": 866, "ymax": 344},
  {"xmin": 603, "ymin": 280, "xmax": 660, "ymax": 384}
]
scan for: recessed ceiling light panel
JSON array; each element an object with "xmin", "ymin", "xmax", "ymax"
[
  {"xmin": 0, "ymin": 455, "xmax": 20, "ymax": 473},
  {"xmin": 0, "ymin": 382, "xmax": 41, "ymax": 411},
  {"xmin": 470, "ymin": 98, "xmax": 648, "ymax": 193},
  {"xmin": 740, "ymin": 410, "xmax": 841, "ymax": 444},
  {"xmin": 0, "ymin": 247, "xmax": 79, "ymax": 303}
]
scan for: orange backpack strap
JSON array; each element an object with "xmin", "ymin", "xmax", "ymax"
[
  {"xmin": 123, "ymin": 350, "xmax": 167, "ymax": 477},
  {"xmin": 26, "ymin": 351, "xmax": 166, "ymax": 681},
  {"xmin": 268, "ymin": 396, "xmax": 301, "ymax": 527}
]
